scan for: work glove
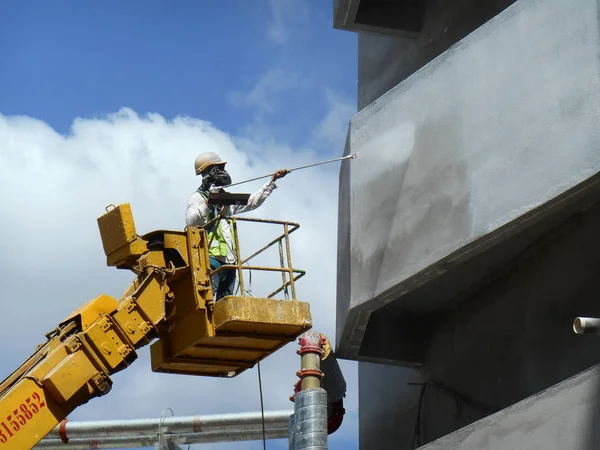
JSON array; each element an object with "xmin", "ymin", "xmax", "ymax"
[{"xmin": 271, "ymin": 169, "xmax": 290, "ymax": 182}]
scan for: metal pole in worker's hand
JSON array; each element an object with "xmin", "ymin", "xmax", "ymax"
[{"xmin": 211, "ymin": 153, "xmax": 357, "ymax": 192}]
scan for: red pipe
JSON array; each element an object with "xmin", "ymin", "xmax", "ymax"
[{"xmin": 289, "ymin": 332, "xmax": 347, "ymax": 435}]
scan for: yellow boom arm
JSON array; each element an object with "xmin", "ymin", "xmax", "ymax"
[{"xmin": 0, "ymin": 204, "xmax": 311, "ymax": 449}]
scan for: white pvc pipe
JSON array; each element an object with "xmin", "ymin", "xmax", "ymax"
[{"xmin": 573, "ymin": 317, "xmax": 600, "ymax": 334}]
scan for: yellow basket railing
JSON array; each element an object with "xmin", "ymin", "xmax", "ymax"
[{"xmin": 202, "ymin": 216, "xmax": 306, "ymax": 300}]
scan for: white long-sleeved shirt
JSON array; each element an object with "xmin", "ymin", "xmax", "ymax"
[{"xmin": 185, "ymin": 180, "xmax": 278, "ymax": 263}]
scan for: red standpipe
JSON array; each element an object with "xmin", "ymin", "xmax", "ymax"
[{"xmin": 290, "ymin": 332, "xmax": 347, "ymax": 435}]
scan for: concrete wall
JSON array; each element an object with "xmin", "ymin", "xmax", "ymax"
[
  {"xmin": 421, "ymin": 364, "xmax": 600, "ymax": 450},
  {"xmin": 425, "ymin": 198, "xmax": 600, "ymax": 410},
  {"xmin": 358, "ymin": 196, "xmax": 600, "ymax": 448},
  {"xmin": 333, "ymin": 0, "xmax": 425, "ymax": 38},
  {"xmin": 337, "ymin": 0, "xmax": 600, "ymax": 362},
  {"xmin": 359, "ymin": 363, "xmax": 487, "ymax": 450},
  {"xmin": 336, "ymin": 131, "xmax": 352, "ymax": 346},
  {"xmin": 336, "ymin": 0, "xmax": 600, "ymax": 447},
  {"xmin": 357, "ymin": 0, "xmax": 517, "ymax": 110}
]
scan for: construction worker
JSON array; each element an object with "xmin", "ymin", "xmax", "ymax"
[{"xmin": 185, "ymin": 151, "xmax": 289, "ymax": 301}]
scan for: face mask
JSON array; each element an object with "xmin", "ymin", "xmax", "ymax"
[{"xmin": 202, "ymin": 165, "xmax": 232, "ymax": 191}]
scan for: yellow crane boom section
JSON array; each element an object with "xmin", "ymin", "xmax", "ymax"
[{"xmin": 0, "ymin": 203, "xmax": 312, "ymax": 449}]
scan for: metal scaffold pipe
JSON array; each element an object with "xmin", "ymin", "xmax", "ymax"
[
  {"xmin": 293, "ymin": 390, "xmax": 328, "ymax": 450},
  {"xmin": 35, "ymin": 429, "xmax": 288, "ymax": 449},
  {"xmin": 36, "ymin": 410, "xmax": 293, "ymax": 448}
]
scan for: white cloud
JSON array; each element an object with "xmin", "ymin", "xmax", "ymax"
[
  {"xmin": 313, "ymin": 89, "xmax": 356, "ymax": 148},
  {"xmin": 228, "ymin": 69, "xmax": 309, "ymax": 116},
  {"xmin": 266, "ymin": 0, "xmax": 311, "ymax": 45},
  {"xmin": 0, "ymin": 106, "xmax": 358, "ymax": 448}
]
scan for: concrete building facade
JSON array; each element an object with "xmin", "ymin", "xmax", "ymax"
[{"xmin": 333, "ymin": 0, "xmax": 600, "ymax": 448}]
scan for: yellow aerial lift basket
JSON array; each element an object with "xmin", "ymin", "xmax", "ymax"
[
  {"xmin": 0, "ymin": 203, "xmax": 312, "ymax": 450},
  {"xmin": 97, "ymin": 203, "xmax": 312, "ymax": 378}
]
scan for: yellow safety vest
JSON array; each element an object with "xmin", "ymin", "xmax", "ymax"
[{"xmin": 198, "ymin": 190, "xmax": 236, "ymax": 258}]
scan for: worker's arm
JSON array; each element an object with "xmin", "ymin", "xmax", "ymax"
[
  {"xmin": 230, "ymin": 181, "xmax": 277, "ymax": 215},
  {"xmin": 231, "ymin": 169, "xmax": 289, "ymax": 215},
  {"xmin": 186, "ymin": 192, "xmax": 211, "ymax": 227}
]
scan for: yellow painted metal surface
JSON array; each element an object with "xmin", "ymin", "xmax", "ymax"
[
  {"xmin": 97, "ymin": 203, "xmax": 137, "ymax": 255},
  {"xmin": 163, "ymin": 232, "xmax": 190, "ymax": 266},
  {"xmin": 111, "ymin": 299, "xmax": 154, "ymax": 348},
  {"xmin": 122, "ymin": 271, "xmax": 167, "ymax": 326},
  {"xmin": 158, "ymin": 309, "xmax": 210, "ymax": 357},
  {"xmin": 97, "ymin": 203, "xmax": 147, "ymax": 267},
  {"xmin": 139, "ymin": 250, "xmax": 166, "ymax": 271},
  {"xmin": 105, "ymin": 241, "xmax": 148, "ymax": 267},
  {"xmin": 42, "ymin": 351, "xmax": 99, "ymax": 404},
  {"xmin": 0, "ymin": 377, "xmax": 62, "ymax": 449},
  {"xmin": 151, "ymin": 296, "xmax": 312, "ymax": 377},
  {"xmin": 58, "ymin": 294, "xmax": 118, "ymax": 330},
  {"xmin": 0, "ymin": 332, "xmax": 114, "ymax": 449},
  {"xmin": 178, "ymin": 345, "xmax": 265, "ymax": 363},
  {"xmin": 82, "ymin": 317, "xmax": 133, "ymax": 372},
  {"xmin": 196, "ymin": 335, "xmax": 283, "ymax": 351},
  {"xmin": 186, "ymin": 226, "xmax": 213, "ymax": 309},
  {"xmin": 213, "ymin": 296, "xmax": 312, "ymax": 335}
]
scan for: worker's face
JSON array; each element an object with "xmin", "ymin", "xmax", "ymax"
[{"xmin": 203, "ymin": 164, "xmax": 232, "ymax": 187}]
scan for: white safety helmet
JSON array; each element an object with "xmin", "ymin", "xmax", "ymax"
[{"xmin": 194, "ymin": 152, "xmax": 226, "ymax": 176}]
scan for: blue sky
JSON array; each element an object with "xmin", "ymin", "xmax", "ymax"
[
  {"xmin": 0, "ymin": 0, "xmax": 356, "ymax": 146},
  {"xmin": 0, "ymin": 1, "xmax": 358, "ymax": 449}
]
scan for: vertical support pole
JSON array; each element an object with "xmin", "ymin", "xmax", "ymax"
[
  {"xmin": 231, "ymin": 218, "xmax": 245, "ymax": 296},
  {"xmin": 278, "ymin": 240, "xmax": 290, "ymax": 299},
  {"xmin": 290, "ymin": 331, "xmax": 328, "ymax": 450},
  {"xmin": 283, "ymin": 223, "xmax": 297, "ymax": 299}
]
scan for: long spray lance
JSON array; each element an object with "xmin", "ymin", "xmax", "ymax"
[
  {"xmin": 205, "ymin": 152, "xmax": 357, "ymax": 264},
  {"xmin": 209, "ymin": 153, "xmax": 357, "ymax": 192}
]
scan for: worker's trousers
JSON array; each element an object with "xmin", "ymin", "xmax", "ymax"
[{"xmin": 209, "ymin": 256, "xmax": 236, "ymax": 301}]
